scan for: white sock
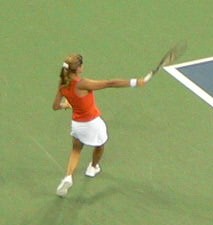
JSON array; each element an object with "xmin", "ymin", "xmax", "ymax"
[{"xmin": 64, "ymin": 175, "xmax": 72, "ymax": 181}]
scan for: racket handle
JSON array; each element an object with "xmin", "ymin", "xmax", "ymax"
[{"xmin": 144, "ymin": 71, "xmax": 153, "ymax": 83}]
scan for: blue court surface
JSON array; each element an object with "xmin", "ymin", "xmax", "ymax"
[{"xmin": 164, "ymin": 57, "xmax": 213, "ymax": 108}]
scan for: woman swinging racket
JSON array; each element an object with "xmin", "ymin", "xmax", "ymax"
[{"xmin": 53, "ymin": 54, "xmax": 152, "ymax": 197}]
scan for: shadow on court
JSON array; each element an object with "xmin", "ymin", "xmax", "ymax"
[
  {"xmin": 18, "ymin": 172, "xmax": 212, "ymax": 225},
  {"xmin": 20, "ymin": 177, "xmax": 120, "ymax": 225}
]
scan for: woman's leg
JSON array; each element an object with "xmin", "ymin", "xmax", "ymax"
[
  {"xmin": 56, "ymin": 137, "xmax": 83, "ymax": 197},
  {"xmin": 85, "ymin": 144, "xmax": 104, "ymax": 177},
  {"xmin": 66, "ymin": 137, "xmax": 84, "ymax": 175},
  {"xmin": 92, "ymin": 144, "xmax": 104, "ymax": 167}
]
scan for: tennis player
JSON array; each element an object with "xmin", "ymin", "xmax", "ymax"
[{"xmin": 53, "ymin": 54, "xmax": 152, "ymax": 197}]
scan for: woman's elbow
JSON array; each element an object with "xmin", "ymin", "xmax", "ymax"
[{"xmin": 52, "ymin": 104, "xmax": 60, "ymax": 110}]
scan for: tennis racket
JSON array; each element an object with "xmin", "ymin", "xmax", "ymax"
[{"xmin": 143, "ymin": 41, "xmax": 187, "ymax": 83}]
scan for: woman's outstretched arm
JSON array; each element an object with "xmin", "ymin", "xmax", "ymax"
[{"xmin": 77, "ymin": 77, "xmax": 146, "ymax": 91}]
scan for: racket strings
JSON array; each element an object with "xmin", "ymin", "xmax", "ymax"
[{"xmin": 157, "ymin": 41, "xmax": 187, "ymax": 71}]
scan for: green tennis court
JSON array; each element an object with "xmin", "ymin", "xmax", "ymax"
[{"xmin": 1, "ymin": 1, "xmax": 213, "ymax": 225}]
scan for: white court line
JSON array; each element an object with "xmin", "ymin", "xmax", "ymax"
[
  {"xmin": 165, "ymin": 56, "xmax": 213, "ymax": 68},
  {"xmin": 164, "ymin": 57, "xmax": 213, "ymax": 108},
  {"xmin": 29, "ymin": 136, "xmax": 63, "ymax": 172},
  {"xmin": 2, "ymin": 112, "xmax": 64, "ymax": 173}
]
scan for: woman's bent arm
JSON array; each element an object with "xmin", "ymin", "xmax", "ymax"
[
  {"xmin": 52, "ymin": 91, "xmax": 63, "ymax": 110},
  {"xmin": 52, "ymin": 91, "xmax": 71, "ymax": 110}
]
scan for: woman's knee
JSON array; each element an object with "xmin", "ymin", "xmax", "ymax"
[
  {"xmin": 95, "ymin": 144, "xmax": 105, "ymax": 151},
  {"xmin": 72, "ymin": 138, "xmax": 83, "ymax": 150}
]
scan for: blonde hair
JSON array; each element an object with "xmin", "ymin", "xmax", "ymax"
[{"xmin": 59, "ymin": 54, "xmax": 83, "ymax": 87}]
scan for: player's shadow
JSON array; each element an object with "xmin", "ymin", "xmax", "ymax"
[
  {"xmin": 20, "ymin": 172, "xmax": 162, "ymax": 225},
  {"xmin": 34, "ymin": 174, "xmax": 165, "ymax": 225},
  {"xmin": 20, "ymin": 169, "xmax": 213, "ymax": 225},
  {"xmin": 21, "ymin": 177, "xmax": 120, "ymax": 225}
]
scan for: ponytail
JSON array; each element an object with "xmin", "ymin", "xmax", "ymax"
[
  {"xmin": 58, "ymin": 54, "xmax": 83, "ymax": 88},
  {"xmin": 59, "ymin": 67, "xmax": 71, "ymax": 87}
]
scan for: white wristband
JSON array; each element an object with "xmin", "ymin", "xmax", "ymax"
[{"xmin": 130, "ymin": 79, "xmax": 137, "ymax": 87}]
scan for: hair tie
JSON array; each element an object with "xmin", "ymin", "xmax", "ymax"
[{"xmin": 62, "ymin": 62, "xmax": 69, "ymax": 69}]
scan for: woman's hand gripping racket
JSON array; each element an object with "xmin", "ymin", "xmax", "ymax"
[{"xmin": 143, "ymin": 41, "xmax": 187, "ymax": 83}]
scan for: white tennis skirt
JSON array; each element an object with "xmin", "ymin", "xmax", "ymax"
[{"xmin": 70, "ymin": 117, "xmax": 108, "ymax": 146}]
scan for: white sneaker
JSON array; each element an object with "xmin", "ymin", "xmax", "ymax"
[
  {"xmin": 85, "ymin": 162, "xmax": 101, "ymax": 177},
  {"xmin": 56, "ymin": 175, "xmax": 73, "ymax": 197}
]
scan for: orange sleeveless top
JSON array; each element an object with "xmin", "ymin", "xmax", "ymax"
[{"xmin": 60, "ymin": 79, "xmax": 101, "ymax": 122}]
